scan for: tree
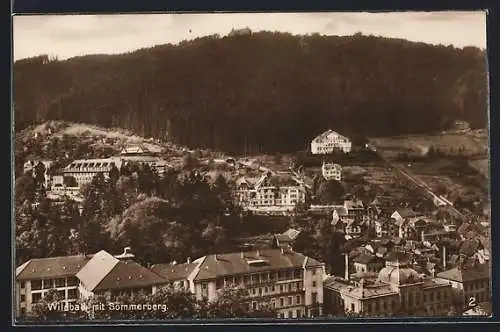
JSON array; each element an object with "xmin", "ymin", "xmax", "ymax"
[{"xmin": 317, "ymin": 180, "xmax": 344, "ymax": 204}]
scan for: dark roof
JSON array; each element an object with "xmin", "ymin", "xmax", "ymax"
[
  {"xmin": 436, "ymin": 263, "xmax": 491, "ymax": 283},
  {"xmin": 353, "ymin": 253, "xmax": 382, "ymax": 265},
  {"xmin": 94, "ymin": 260, "xmax": 167, "ymax": 291},
  {"xmin": 193, "ymin": 249, "xmax": 323, "ymax": 281},
  {"xmin": 76, "ymin": 250, "xmax": 166, "ymax": 291},
  {"xmin": 16, "ymin": 255, "xmax": 92, "ymax": 280},
  {"xmin": 150, "ymin": 262, "xmax": 197, "ymax": 281}
]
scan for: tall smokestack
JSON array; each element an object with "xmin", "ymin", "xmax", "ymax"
[
  {"xmin": 442, "ymin": 246, "xmax": 447, "ymax": 269},
  {"xmin": 344, "ymin": 253, "xmax": 349, "ymax": 280}
]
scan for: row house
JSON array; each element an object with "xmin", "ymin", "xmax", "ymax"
[
  {"xmin": 321, "ymin": 162, "xmax": 342, "ymax": 181},
  {"xmin": 152, "ymin": 248, "xmax": 325, "ymax": 318},
  {"xmin": 324, "ymin": 252, "xmax": 453, "ymax": 317},
  {"xmin": 311, "ymin": 130, "xmax": 352, "ymax": 154},
  {"xmin": 15, "ymin": 248, "xmax": 167, "ymax": 318},
  {"xmin": 234, "ymin": 173, "xmax": 307, "ymax": 211}
]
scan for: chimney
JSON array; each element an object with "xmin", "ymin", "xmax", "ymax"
[
  {"xmin": 115, "ymin": 246, "xmax": 135, "ymax": 260},
  {"xmin": 187, "ymin": 257, "xmax": 191, "ymax": 264},
  {"xmin": 442, "ymin": 245, "xmax": 447, "ymax": 269},
  {"xmin": 344, "ymin": 253, "xmax": 350, "ymax": 280}
]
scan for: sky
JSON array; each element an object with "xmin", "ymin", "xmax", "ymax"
[{"xmin": 13, "ymin": 11, "xmax": 487, "ymax": 61}]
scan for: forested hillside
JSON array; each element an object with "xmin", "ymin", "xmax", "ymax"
[{"xmin": 14, "ymin": 31, "xmax": 488, "ymax": 154}]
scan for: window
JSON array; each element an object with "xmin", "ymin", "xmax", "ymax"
[
  {"xmin": 374, "ymin": 301, "xmax": 379, "ymax": 311},
  {"xmin": 20, "ymin": 282, "xmax": 25, "ymax": 289},
  {"xmin": 259, "ymin": 288, "xmax": 262, "ymax": 295},
  {"xmin": 271, "ymin": 300, "xmax": 276, "ymax": 309},
  {"xmin": 351, "ymin": 303, "xmax": 355, "ymax": 312},
  {"xmin": 312, "ymin": 269, "xmax": 316, "ymax": 276},
  {"xmin": 20, "ymin": 294, "xmax": 25, "ymax": 302},
  {"xmin": 20, "ymin": 308, "xmax": 26, "ymax": 316},
  {"xmin": 288, "ymin": 284, "xmax": 292, "ymax": 292},
  {"xmin": 67, "ymin": 277, "xmax": 78, "ymax": 286},
  {"xmin": 436, "ymin": 292, "xmax": 440, "ymax": 300},
  {"xmin": 265, "ymin": 286, "xmax": 268, "ymax": 293},
  {"xmin": 202, "ymin": 283, "xmax": 208, "ymax": 290},
  {"xmin": 296, "ymin": 309, "xmax": 301, "ymax": 318},
  {"xmin": 272, "ymin": 285, "xmax": 275, "ymax": 292},
  {"xmin": 252, "ymin": 302, "xmax": 257, "ymax": 310},
  {"xmin": 423, "ymin": 293, "xmax": 427, "ymax": 302},
  {"xmin": 280, "ymin": 298, "xmax": 284, "ymax": 307},
  {"xmin": 67, "ymin": 288, "xmax": 78, "ymax": 299},
  {"xmin": 31, "ymin": 280, "xmax": 42, "ymax": 290},
  {"xmin": 296, "ymin": 295, "xmax": 301, "ymax": 304},
  {"xmin": 57, "ymin": 290, "xmax": 66, "ymax": 299},
  {"xmin": 288, "ymin": 311, "xmax": 293, "ymax": 318},
  {"xmin": 252, "ymin": 288, "xmax": 256, "ymax": 295},
  {"xmin": 312, "ymin": 281, "xmax": 317, "ymax": 288},
  {"xmin": 42, "ymin": 279, "xmax": 53, "ymax": 289},
  {"xmin": 312, "ymin": 292, "xmax": 318, "ymax": 304},
  {"xmin": 32, "ymin": 293, "xmax": 42, "ymax": 303},
  {"xmin": 55, "ymin": 278, "xmax": 65, "ymax": 288},
  {"xmin": 280, "ymin": 285, "xmax": 283, "ymax": 292},
  {"xmin": 288, "ymin": 296, "xmax": 292, "ymax": 305}
]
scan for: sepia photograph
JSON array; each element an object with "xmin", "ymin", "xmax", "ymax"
[{"xmin": 12, "ymin": 11, "xmax": 491, "ymax": 323}]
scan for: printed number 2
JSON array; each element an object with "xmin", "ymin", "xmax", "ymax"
[{"xmin": 468, "ymin": 297, "xmax": 476, "ymax": 308}]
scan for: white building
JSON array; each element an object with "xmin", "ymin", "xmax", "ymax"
[
  {"xmin": 321, "ymin": 162, "xmax": 342, "ymax": 181},
  {"xmin": 152, "ymin": 248, "xmax": 325, "ymax": 318},
  {"xmin": 234, "ymin": 173, "xmax": 307, "ymax": 211},
  {"xmin": 311, "ymin": 130, "xmax": 352, "ymax": 154},
  {"xmin": 62, "ymin": 158, "xmax": 123, "ymax": 188}
]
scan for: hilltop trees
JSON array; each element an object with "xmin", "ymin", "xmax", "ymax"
[{"xmin": 14, "ymin": 33, "xmax": 487, "ymax": 154}]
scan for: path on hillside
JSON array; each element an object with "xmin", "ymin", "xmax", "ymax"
[{"xmin": 367, "ymin": 142, "xmax": 466, "ymax": 219}]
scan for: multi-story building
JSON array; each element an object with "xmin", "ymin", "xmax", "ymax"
[
  {"xmin": 321, "ymin": 162, "xmax": 342, "ymax": 181},
  {"xmin": 15, "ymin": 254, "xmax": 91, "ymax": 317},
  {"xmin": 311, "ymin": 130, "xmax": 352, "ymax": 154},
  {"xmin": 62, "ymin": 158, "xmax": 123, "ymax": 188},
  {"xmin": 234, "ymin": 173, "xmax": 307, "ymax": 211},
  {"xmin": 152, "ymin": 248, "xmax": 326, "ymax": 318},
  {"xmin": 77, "ymin": 250, "xmax": 167, "ymax": 301},
  {"xmin": 15, "ymin": 248, "xmax": 167, "ymax": 317},
  {"xmin": 324, "ymin": 252, "xmax": 453, "ymax": 317},
  {"xmin": 436, "ymin": 262, "xmax": 491, "ymax": 307}
]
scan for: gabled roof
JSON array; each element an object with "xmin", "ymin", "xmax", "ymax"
[
  {"xmin": 312, "ymin": 130, "xmax": 349, "ymax": 143},
  {"xmin": 192, "ymin": 249, "xmax": 323, "ymax": 281},
  {"xmin": 353, "ymin": 253, "xmax": 382, "ymax": 265},
  {"xmin": 16, "ymin": 254, "xmax": 91, "ymax": 280},
  {"xmin": 76, "ymin": 250, "xmax": 119, "ymax": 291},
  {"xmin": 76, "ymin": 250, "xmax": 166, "ymax": 291},
  {"xmin": 393, "ymin": 208, "xmax": 419, "ymax": 219},
  {"xmin": 436, "ymin": 263, "xmax": 490, "ymax": 283},
  {"xmin": 93, "ymin": 260, "xmax": 167, "ymax": 291}
]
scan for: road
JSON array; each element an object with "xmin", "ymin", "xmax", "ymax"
[{"xmin": 367, "ymin": 142, "xmax": 466, "ymax": 219}]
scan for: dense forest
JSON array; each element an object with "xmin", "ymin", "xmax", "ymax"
[{"xmin": 14, "ymin": 31, "xmax": 488, "ymax": 154}]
